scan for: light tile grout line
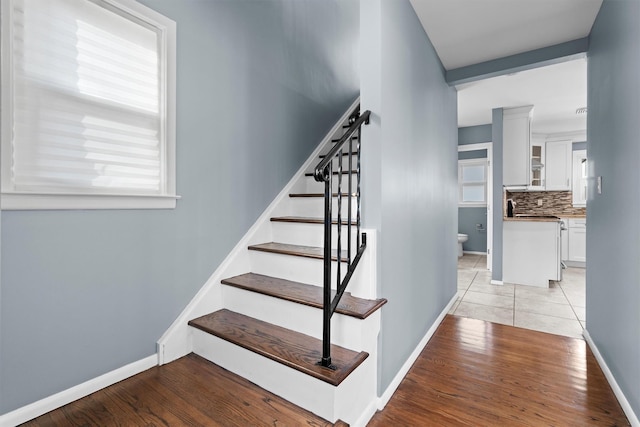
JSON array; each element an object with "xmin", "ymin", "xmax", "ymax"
[
  {"xmin": 457, "ymin": 256, "xmax": 586, "ymax": 338},
  {"xmin": 557, "ymin": 271, "xmax": 586, "ymax": 327}
]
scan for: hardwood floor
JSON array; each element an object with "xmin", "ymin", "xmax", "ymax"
[
  {"xmin": 369, "ymin": 315, "xmax": 629, "ymax": 426},
  {"xmin": 22, "ymin": 353, "xmax": 335, "ymax": 427},
  {"xmin": 22, "ymin": 315, "xmax": 629, "ymax": 426}
]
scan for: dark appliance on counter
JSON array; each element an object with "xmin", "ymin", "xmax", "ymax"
[{"xmin": 507, "ymin": 199, "xmax": 515, "ymax": 217}]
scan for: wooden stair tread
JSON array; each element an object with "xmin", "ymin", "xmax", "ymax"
[
  {"xmin": 270, "ymin": 216, "xmax": 357, "ymax": 225},
  {"xmin": 222, "ymin": 273, "xmax": 387, "ymax": 319},
  {"xmin": 289, "ymin": 192, "xmax": 355, "ymax": 198},
  {"xmin": 248, "ymin": 242, "xmax": 349, "ymax": 263},
  {"xmin": 188, "ymin": 309, "xmax": 368, "ymax": 386}
]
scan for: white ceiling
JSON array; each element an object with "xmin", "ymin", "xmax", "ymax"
[
  {"xmin": 457, "ymin": 58, "xmax": 587, "ymax": 134},
  {"xmin": 409, "ymin": 0, "xmax": 601, "ymax": 134},
  {"xmin": 410, "ymin": 0, "xmax": 603, "ymax": 70}
]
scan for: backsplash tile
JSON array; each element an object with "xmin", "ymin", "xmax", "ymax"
[{"xmin": 505, "ymin": 191, "xmax": 586, "ymax": 217}]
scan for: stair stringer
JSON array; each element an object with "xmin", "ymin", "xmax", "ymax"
[{"xmin": 156, "ymin": 97, "xmax": 361, "ymax": 365}]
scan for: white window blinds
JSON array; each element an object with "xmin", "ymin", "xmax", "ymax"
[{"xmin": 9, "ymin": 0, "xmax": 164, "ymax": 195}]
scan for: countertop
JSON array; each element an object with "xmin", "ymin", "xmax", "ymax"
[{"xmin": 503, "ymin": 217, "xmax": 561, "ymax": 223}]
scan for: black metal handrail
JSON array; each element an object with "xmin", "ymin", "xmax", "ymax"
[{"xmin": 313, "ymin": 106, "xmax": 370, "ymax": 368}]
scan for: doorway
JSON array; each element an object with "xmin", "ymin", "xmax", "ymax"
[{"xmin": 458, "ymin": 142, "xmax": 492, "ymax": 270}]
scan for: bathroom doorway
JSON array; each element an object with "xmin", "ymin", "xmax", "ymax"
[{"xmin": 458, "ymin": 142, "xmax": 492, "ymax": 270}]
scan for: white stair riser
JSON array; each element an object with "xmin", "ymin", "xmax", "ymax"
[
  {"xmin": 191, "ymin": 327, "xmax": 375, "ymax": 424},
  {"xmin": 222, "ymin": 285, "xmax": 372, "ymax": 348},
  {"xmin": 248, "ymin": 250, "xmax": 347, "ymax": 287},
  {"xmin": 271, "ymin": 221, "xmax": 361, "ymax": 252},
  {"xmin": 304, "ymin": 173, "xmax": 360, "ymax": 193},
  {"xmin": 288, "ymin": 197, "xmax": 359, "ymax": 219},
  {"xmin": 191, "ymin": 328, "xmax": 337, "ymax": 421}
]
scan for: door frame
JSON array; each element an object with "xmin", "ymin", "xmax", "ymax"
[{"xmin": 458, "ymin": 142, "xmax": 493, "ymax": 270}]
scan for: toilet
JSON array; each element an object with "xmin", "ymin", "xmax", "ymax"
[{"xmin": 457, "ymin": 234, "xmax": 468, "ymax": 258}]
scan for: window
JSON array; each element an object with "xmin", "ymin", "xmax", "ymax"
[
  {"xmin": 1, "ymin": 0, "xmax": 177, "ymax": 209},
  {"xmin": 458, "ymin": 159, "xmax": 487, "ymax": 207}
]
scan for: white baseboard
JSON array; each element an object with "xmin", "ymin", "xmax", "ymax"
[
  {"xmin": 490, "ymin": 279, "xmax": 504, "ymax": 285},
  {"xmin": 376, "ymin": 293, "xmax": 458, "ymax": 410},
  {"xmin": 0, "ymin": 354, "xmax": 157, "ymax": 427},
  {"xmin": 463, "ymin": 250, "xmax": 487, "ymax": 255},
  {"xmin": 353, "ymin": 400, "xmax": 379, "ymax": 427},
  {"xmin": 583, "ymin": 329, "xmax": 640, "ymax": 427}
]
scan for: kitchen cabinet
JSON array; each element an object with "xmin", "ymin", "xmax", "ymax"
[
  {"xmin": 529, "ymin": 138, "xmax": 545, "ymax": 190},
  {"xmin": 503, "ymin": 106, "xmax": 534, "ymax": 186},
  {"xmin": 568, "ymin": 218, "xmax": 586, "ymax": 262},
  {"xmin": 503, "ymin": 219, "xmax": 561, "ymax": 287},
  {"xmin": 545, "ymin": 140, "xmax": 572, "ymax": 190}
]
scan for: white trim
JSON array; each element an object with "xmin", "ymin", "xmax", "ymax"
[
  {"xmin": 583, "ymin": 329, "xmax": 640, "ymax": 427},
  {"xmin": 490, "ymin": 279, "xmax": 504, "ymax": 285},
  {"xmin": 0, "ymin": 354, "xmax": 157, "ymax": 427},
  {"xmin": 458, "ymin": 142, "xmax": 491, "ymax": 152},
  {"xmin": 463, "ymin": 250, "xmax": 487, "ymax": 255},
  {"xmin": 376, "ymin": 293, "xmax": 458, "ymax": 410},
  {"xmin": 0, "ymin": 0, "xmax": 177, "ymax": 210},
  {"xmin": 1, "ymin": 192, "xmax": 180, "ymax": 210},
  {"xmin": 156, "ymin": 97, "xmax": 362, "ymax": 365},
  {"xmin": 458, "ymin": 205, "xmax": 487, "ymax": 210},
  {"xmin": 353, "ymin": 400, "xmax": 379, "ymax": 427},
  {"xmin": 533, "ymin": 130, "xmax": 587, "ymax": 142}
]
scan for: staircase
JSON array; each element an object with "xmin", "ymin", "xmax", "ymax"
[{"xmin": 157, "ymin": 102, "xmax": 385, "ymax": 425}]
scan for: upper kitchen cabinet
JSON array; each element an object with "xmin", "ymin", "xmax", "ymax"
[
  {"xmin": 503, "ymin": 106, "xmax": 534, "ymax": 186},
  {"xmin": 545, "ymin": 140, "xmax": 572, "ymax": 190},
  {"xmin": 529, "ymin": 136, "xmax": 545, "ymax": 190}
]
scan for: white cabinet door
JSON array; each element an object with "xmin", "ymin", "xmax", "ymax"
[
  {"xmin": 529, "ymin": 140, "xmax": 545, "ymax": 190},
  {"xmin": 568, "ymin": 225, "xmax": 586, "ymax": 262},
  {"xmin": 545, "ymin": 140, "xmax": 572, "ymax": 190},
  {"xmin": 503, "ymin": 107, "xmax": 533, "ymax": 186}
]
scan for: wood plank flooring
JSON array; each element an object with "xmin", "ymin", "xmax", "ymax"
[
  {"xmin": 22, "ymin": 315, "xmax": 630, "ymax": 426},
  {"xmin": 22, "ymin": 353, "xmax": 335, "ymax": 427},
  {"xmin": 369, "ymin": 315, "xmax": 630, "ymax": 426}
]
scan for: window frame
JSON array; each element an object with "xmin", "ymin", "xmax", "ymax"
[
  {"xmin": 458, "ymin": 158, "xmax": 488, "ymax": 208},
  {"xmin": 0, "ymin": 0, "xmax": 178, "ymax": 210}
]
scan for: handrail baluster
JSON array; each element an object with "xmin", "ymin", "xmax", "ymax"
[{"xmin": 314, "ymin": 107, "xmax": 370, "ymax": 368}]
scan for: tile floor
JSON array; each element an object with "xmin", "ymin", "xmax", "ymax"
[{"xmin": 452, "ymin": 254, "xmax": 586, "ymax": 339}]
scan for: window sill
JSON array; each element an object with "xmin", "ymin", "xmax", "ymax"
[
  {"xmin": 459, "ymin": 203, "xmax": 487, "ymax": 208},
  {"xmin": 1, "ymin": 192, "xmax": 180, "ymax": 210}
]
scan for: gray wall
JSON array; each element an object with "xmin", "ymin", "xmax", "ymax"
[
  {"xmin": 0, "ymin": 0, "xmax": 359, "ymax": 414},
  {"xmin": 459, "ymin": 124, "xmax": 492, "ymax": 145},
  {"xmin": 361, "ymin": 0, "xmax": 458, "ymax": 394},
  {"xmin": 458, "ymin": 208, "xmax": 487, "ymax": 253},
  {"xmin": 573, "ymin": 141, "xmax": 587, "ymax": 151},
  {"xmin": 587, "ymin": 0, "xmax": 640, "ymax": 417}
]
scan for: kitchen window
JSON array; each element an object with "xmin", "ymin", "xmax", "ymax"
[
  {"xmin": 1, "ymin": 0, "xmax": 177, "ymax": 209},
  {"xmin": 458, "ymin": 159, "xmax": 487, "ymax": 207}
]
